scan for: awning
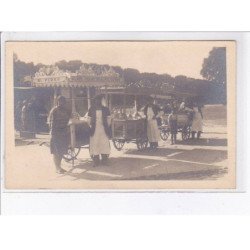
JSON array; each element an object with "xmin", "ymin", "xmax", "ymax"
[
  {"xmin": 32, "ymin": 66, "xmax": 124, "ymax": 88},
  {"xmin": 100, "ymin": 85, "xmax": 199, "ymax": 98}
]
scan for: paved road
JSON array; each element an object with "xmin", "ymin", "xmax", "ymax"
[
  {"xmin": 6, "ymin": 128, "xmax": 227, "ymax": 189},
  {"xmin": 7, "ymin": 105, "xmax": 228, "ymax": 189}
]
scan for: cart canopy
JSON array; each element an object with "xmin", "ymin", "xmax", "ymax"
[{"xmin": 32, "ymin": 65, "xmax": 124, "ymax": 88}]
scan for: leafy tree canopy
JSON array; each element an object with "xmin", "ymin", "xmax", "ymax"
[{"xmin": 200, "ymin": 47, "xmax": 226, "ymax": 85}]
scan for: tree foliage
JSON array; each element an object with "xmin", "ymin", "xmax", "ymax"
[
  {"xmin": 55, "ymin": 60, "xmax": 83, "ymax": 72},
  {"xmin": 14, "ymin": 56, "xmax": 224, "ymax": 103},
  {"xmin": 200, "ymin": 47, "xmax": 226, "ymax": 85},
  {"xmin": 14, "ymin": 59, "xmax": 45, "ymax": 87}
]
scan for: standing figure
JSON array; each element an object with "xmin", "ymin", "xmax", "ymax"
[
  {"xmin": 144, "ymin": 97, "xmax": 161, "ymax": 149},
  {"xmin": 48, "ymin": 96, "xmax": 71, "ymax": 174},
  {"xmin": 168, "ymin": 108, "xmax": 178, "ymax": 145},
  {"xmin": 21, "ymin": 100, "xmax": 29, "ymax": 131},
  {"xmin": 87, "ymin": 95, "xmax": 111, "ymax": 167},
  {"xmin": 191, "ymin": 105, "xmax": 203, "ymax": 139},
  {"xmin": 27, "ymin": 102, "xmax": 36, "ymax": 133}
]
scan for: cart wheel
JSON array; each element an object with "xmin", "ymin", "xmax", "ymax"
[
  {"xmin": 182, "ymin": 126, "xmax": 191, "ymax": 141},
  {"xmin": 160, "ymin": 128, "xmax": 170, "ymax": 141},
  {"xmin": 136, "ymin": 139, "xmax": 148, "ymax": 150},
  {"xmin": 113, "ymin": 139, "xmax": 125, "ymax": 151},
  {"xmin": 63, "ymin": 147, "xmax": 81, "ymax": 162}
]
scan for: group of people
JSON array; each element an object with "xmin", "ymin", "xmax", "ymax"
[
  {"xmin": 168, "ymin": 101, "xmax": 203, "ymax": 145},
  {"xmin": 142, "ymin": 98, "xmax": 204, "ymax": 147},
  {"xmin": 48, "ymin": 95, "xmax": 111, "ymax": 173},
  {"xmin": 48, "ymin": 95, "xmax": 204, "ymax": 174},
  {"xmin": 15, "ymin": 99, "xmax": 36, "ymax": 133}
]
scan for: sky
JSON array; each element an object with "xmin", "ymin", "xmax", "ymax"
[{"xmin": 8, "ymin": 41, "xmax": 231, "ymax": 79}]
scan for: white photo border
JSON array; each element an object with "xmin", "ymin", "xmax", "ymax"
[{"xmin": 1, "ymin": 32, "xmax": 249, "ymax": 214}]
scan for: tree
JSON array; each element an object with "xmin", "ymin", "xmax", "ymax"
[
  {"xmin": 55, "ymin": 60, "xmax": 83, "ymax": 72},
  {"xmin": 112, "ymin": 66, "xmax": 124, "ymax": 77},
  {"xmin": 200, "ymin": 47, "xmax": 227, "ymax": 104},
  {"xmin": 14, "ymin": 59, "xmax": 42, "ymax": 87},
  {"xmin": 123, "ymin": 68, "xmax": 141, "ymax": 84},
  {"xmin": 200, "ymin": 47, "xmax": 226, "ymax": 85}
]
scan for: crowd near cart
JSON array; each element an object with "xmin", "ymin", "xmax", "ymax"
[{"xmin": 31, "ymin": 66, "xmax": 200, "ymax": 162}]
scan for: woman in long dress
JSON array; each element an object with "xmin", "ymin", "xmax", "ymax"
[
  {"xmin": 144, "ymin": 98, "xmax": 161, "ymax": 149},
  {"xmin": 191, "ymin": 106, "xmax": 203, "ymax": 139},
  {"xmin": 87, "ymin": 95, "xmax": 111, "ymax": 167}
]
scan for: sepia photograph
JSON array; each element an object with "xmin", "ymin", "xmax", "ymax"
[{"xmin": 3, "ymin": 39, "xmax": 236, "ymax": 190}]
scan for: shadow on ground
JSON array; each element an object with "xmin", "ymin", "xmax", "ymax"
[
  {"xmin": 179, "ymin": 138, "xmax": 227, "ymax": 147},
  {"xmin": 63, "ymin": 154, "xmax": 227, "ymax": 181},
  {"xmin": 125, "ymin": 147, "xmax": 227, "ymax": 164},
  {"xmin": 123, "ymin": 168, "xmax": 228, "ymax": 181}
]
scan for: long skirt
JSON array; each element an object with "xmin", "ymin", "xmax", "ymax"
[
  {"xmin": 147, "ymin": 119, "xmax": 160, "ymax": 143},
  {"xmin": 89, "ymin": 111, "xmax": 110, "ymax": 155},
  {"xmin": 50, "ymin": 130, "xmax": 70, "ymax": 155},
  {"xmin": 191, "ymin": 113, "xmax": 203, "ymax": 132}
]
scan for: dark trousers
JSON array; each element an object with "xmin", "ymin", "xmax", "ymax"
[
  {"xmin": 192, "ymin": 131, "xmax": 202, "ymax": 139},
  {"xmin": 171, "ymin": 133, "xmax": 177, "ymax": 144},
  {"xmin": 92, "ymin": 154, "xmax": 109, "ymax": 166}
]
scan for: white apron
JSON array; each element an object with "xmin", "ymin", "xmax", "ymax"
[
  {"xmin": 89, "ymin": 110, "xmax": 111, "ymax": 155},
  {"xmin": 191, "ymin": 107, "xmax": 203, "ymax": 132},
  {"xmin": 147, "ymin": 107, "xmax": 160, "ymax": 143}
]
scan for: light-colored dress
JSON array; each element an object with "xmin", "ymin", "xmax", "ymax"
[
  {"xmin": 146, "ymin": 107, "xmax": 160, "ymax": 143},
  {"xmin": 89, "ymin": 110, "xmax": 111, "ymax": 155},
  {"xmin": 191, "ymin": 107, "xmax": 203, "ymax": 132}
]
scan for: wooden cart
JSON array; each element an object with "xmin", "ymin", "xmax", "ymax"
[
  {"xmin": 62, "ymin": 121, "xmax": 91, "ymax": 162},
  {"xmin": 176, "ymin": 113, "xmax": 192, "ymax": 140},
  {"xmin": 159, "ymin": 112, "xmax": 192, "ymax": 141},
  {"xmin": 112, "ymin": 118, "xmax": 148, "ymax": 151}
]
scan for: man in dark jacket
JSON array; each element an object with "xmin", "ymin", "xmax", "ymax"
[{"xmin": 48, "ymin": 96, "xmax": 71, "ymax": 174}]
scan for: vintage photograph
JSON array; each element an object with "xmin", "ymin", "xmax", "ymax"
[{"xmin": 3, "ymin": 40, "xmax": 236, "ymax": 189}]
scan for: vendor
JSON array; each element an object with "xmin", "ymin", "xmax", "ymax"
[
  {"xmin": 143, "ymin": 97, "xmax": 161, "ymax": 149},
  {"xmin": 87, "ymin": 95, "xmax": 112, "ymax": 167},
  {"xmin": 191, "ymin": 104, "xmax": 203, "ymax": 139}
]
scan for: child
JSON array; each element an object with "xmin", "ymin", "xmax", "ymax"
[{"xmin": 168, "ymin": 109, "xmax": 178, "ymax": 145}]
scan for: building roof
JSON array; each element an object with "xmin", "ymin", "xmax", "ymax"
[{"xmin": 100, "ymin": 85, "xmax": 199, "ymax": 98}]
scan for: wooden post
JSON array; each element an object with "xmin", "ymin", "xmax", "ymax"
[
  {"xmin": 53, "ymin": 87, "xmax": 58, "ymax": 106},
  {"xmin": 109, "ymin": 93, "xmax": 112, "ymax": 111},
  {"xmin": 123, "ymin": 93, "xmax": 126, "ymax": 113},
  {"xmin": 70, "ymin": 88, "xmax": 76, "ymax": 150},
  {"xmin": 87, "ymin": 87, "xmax": 91, "ymax": 110},
  {"xmin": 105, "ymin": 85, "xmax": 108, "ymax": 107},
  {"xmin": 134, "ymin": 95, "xmax": 137, "ymax": 111}
]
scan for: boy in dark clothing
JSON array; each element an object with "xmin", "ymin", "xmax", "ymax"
[{"xmin": 168, "ymin": 109, "xmax": 178, "ymax": 145}]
